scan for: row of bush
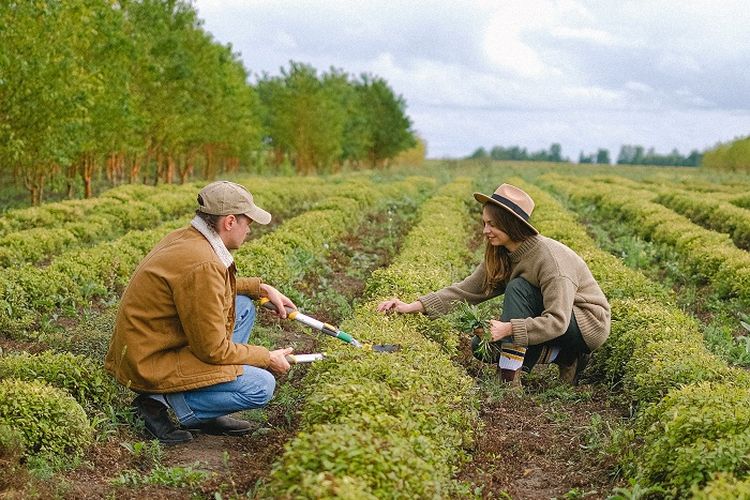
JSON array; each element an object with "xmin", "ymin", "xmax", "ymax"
[
  {"xmin": 233, "ymin": 176, "xmax": 436, "ymax": 287},
  {"xmin": 533, "ymin": 175, "xmax": 750, "ymax": 497},
  {"xmin": 585, "ymin": 174, "xmax": 750, "ymax": 251},
  {"xmin": 0, "ymin": 175, "xmax": 371, "ymax": 339},
  {"xmin": 544, "ymin": 174, "xmax": 750, "ymax": 307},
  {"xmin": 0, "ymin": 173, "xmax": 436, "ymax": 468},
  {"xmin": 0, "ymin": 183, "xmax": 201, "ymax": 267},
  {"xmin": 0, "ymin": 177, "xmax": 344, "ymax": 268},
  {"xmin": 260, "ymin": 179, "xmax": 481, "ymax": 498},
  {"xmin": 0, "ymin": 351, "xmax": 116, "ymax": 461}
]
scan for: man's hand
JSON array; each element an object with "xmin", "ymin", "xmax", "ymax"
[
  {"xmin": 489, "ymin": 319, "xmax": 513, "ymax": 342},
  {"xmin": 376, "ymin": 298, "xmax": 424, "ymax": 314},
  {"xmin": 268, "ymin": 347, "xmax": 294, "ymax": 375},
  {"xmin": 261, "ymin": 284, "xmax": 297, "ymax": 319}
]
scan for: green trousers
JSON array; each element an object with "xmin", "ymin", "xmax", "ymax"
[{"xmin": 471, "ymin": 277, "xmax": 590, "ymax": 372}]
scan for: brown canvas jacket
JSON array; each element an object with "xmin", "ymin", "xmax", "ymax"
[{"xmin": 104, "ymin": 226, "xmax": 269, "ymax": 393}]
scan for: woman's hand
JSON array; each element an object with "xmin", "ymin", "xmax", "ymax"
[
  {"xmin": 488, "ymin": 319, "xmax": 513, "ymax": 342},
  {"xmin": 261, "ymin": 284, "xmax": 297, "ymax": 319},
  {"xmin": 376, "ymin": 298, "xmax": 424, "ymax": 314}
]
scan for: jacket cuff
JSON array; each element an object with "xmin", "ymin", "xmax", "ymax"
[
  {"xmin": 237, "ymin": 277, "xmax": 263, "ymax": 299},
  {"xmin": 417, "ymin": 293, "xmax": 444, "ymax": 317},
  {"xmin": 246, "ymin": 346, "xmax": 271, "ymax": 368},
  {"xmin": 510, "ymin": 319, "xmax": 529, "ymax": 346}
]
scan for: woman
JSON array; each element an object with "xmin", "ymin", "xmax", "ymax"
[{"xmin": 377, "ymin": 183, "xmax": 610, "ymax": 386}]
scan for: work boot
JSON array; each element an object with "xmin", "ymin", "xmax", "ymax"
[
  {"xmin": 132, "ymin": 394, "xmax": 193, "ymax": 445},
  {"xmin": 557, "ymin": 352, "xmax": 590, "ymax": 386},
  {"xmin": 497, "ymin": 367, "xmax": 523, "ymax": 389},
  {"xmin": 186, "ymin": 415, "xmax": 254, "ymax": 436}
]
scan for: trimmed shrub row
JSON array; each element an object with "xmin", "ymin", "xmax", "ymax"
[
  {"xmin": 542, "ymin": 174, "xmax": 750, "ymax": 305},
  {"xmin": 0, "ymin": 176, "xmax": 367, "ymax": 338},
  {"xmin": 261, "ymin": 179, "xmax": 480, "ymax": 498},
  {"xmin": 655, "ymin": 190, "xmax": 750, "ymax": 250},
  {"xmin": 0, "ymin": 177, "xmax": 335, "ymax": 268},
  {"xmin": 0, "ymin": 351, "xmax": 117, "ymax": 416},
  {"xmin": 530, "ymin": 176, "xmax": 750, "ymax": 497},
  {"xmin": 234, "ymin": 176, "xmax": 436, "ymax": 286},
  {"xmin": 0, "ymin": 379, "xmax": 92, "ymax": 460}
]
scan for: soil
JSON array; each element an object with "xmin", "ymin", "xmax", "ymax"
[{"xmin": 455, "ymin": 336, "xmax": 628, "ymax": 499}]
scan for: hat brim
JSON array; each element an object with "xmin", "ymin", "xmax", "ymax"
[
  {"xmin": 473, "ymin": 192, "xmax": 539, "ymax": 235},
  {"xmin": 245, "ymin": 205, "xmax": 272, "ymax": 225}
]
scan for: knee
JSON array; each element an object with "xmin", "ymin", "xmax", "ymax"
[{"xmin": 238, "ymin": 367, "xmax": 276, "ymax": 408}]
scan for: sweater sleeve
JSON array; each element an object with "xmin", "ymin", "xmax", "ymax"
[
  {"xmin": 510, "ymin": 275, "xmax": 577, "ymax": 347},
  {"xmin": 418, "ymin": 263, "xmax": 502, "ymax": 317},
  {"xmin": 174, "ymin": 262, "xmax": 270, "ymax": 367}
]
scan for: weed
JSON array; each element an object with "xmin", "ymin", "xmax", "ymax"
[
  {"xmin": 113, "ymin": 463, "xmax": 208, "ymax": 488},
  {"xmin": 606, "ymin": 479, "xmax": 665, "ymax": 500}
]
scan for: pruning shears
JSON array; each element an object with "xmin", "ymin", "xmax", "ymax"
[{"xmin": 259, "ymin": 298, "xmax": 401, "ymax": 356}]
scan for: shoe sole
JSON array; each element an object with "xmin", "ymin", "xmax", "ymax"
[{"xmin": 185, "ymin": 427, "xmax": 253, "ymax": 436}]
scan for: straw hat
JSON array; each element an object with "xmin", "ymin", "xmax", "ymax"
[{"xmin": 474, "ymin": 183, "xmax": 538, "ymax": 234}]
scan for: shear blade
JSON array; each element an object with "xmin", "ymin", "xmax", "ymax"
[{"xmin": 372, "ymin": 344, "xmax": 401, "ymax": 353}]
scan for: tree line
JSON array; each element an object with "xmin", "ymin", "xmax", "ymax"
[
  {"xmin": 0, "ymin": 0, "xmax": 417, "ymax": 205},
  {"xmin": 468, "ymin": 143, "xmax": 702, "ymax": 167},
  {"xmin": 702, "ymin": 136, "xmax": 750, "ymax": 172},
  {"xmin": 467, "ymin": 143, "xmax": 567, "ymax": 162}
]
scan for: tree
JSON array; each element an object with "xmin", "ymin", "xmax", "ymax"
[
  {"xmin": 355, "ymin": 74, "xmax": 416, "ymax": 168},
  {"xmin": 596, "ymin": 149, "xmax": 611, "ymax": 165},
  {"xmin": 0, "ymin": 0, "xmax": 94, "ymax": 204}
]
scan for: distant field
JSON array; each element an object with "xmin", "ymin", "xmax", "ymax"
[{"xmin": 2, "ymin": 160, "xmax": 749, "ymax": 498}]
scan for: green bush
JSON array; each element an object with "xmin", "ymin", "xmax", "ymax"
[
  {"xmin": 0, "ymin": 351, "xmax": 117, "ymax": 415},
  {"xmin": 693, "ymin": 473, "xmax": 750, "ymax": 499},
  {"xmin": 264, "ymin": 422, "xmax": 451, "ymax": 499},
  {"xmin": 263, "ymin": 178, "xmax": 479, "ymax": 497},
  {"xmin": 635, "ymin": 382, "xmax": 750, "ymax": 497},
  {"xmin": 0, "ymin": 379, "xmax": 92, "ymax": 459}
]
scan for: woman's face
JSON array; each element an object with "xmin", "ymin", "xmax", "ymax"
[{"xmin": 482, "ymin": 206, "xmax": 514, "ymax": 248}]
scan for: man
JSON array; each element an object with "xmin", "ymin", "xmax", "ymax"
[{"xmin": 105, "ymin": 180, "xmax": 296, "ymax": 444}]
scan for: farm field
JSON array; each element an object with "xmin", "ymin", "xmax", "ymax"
[{"xmin": 2, "ymin": 160, "xmax": 750, "ymax": 499}]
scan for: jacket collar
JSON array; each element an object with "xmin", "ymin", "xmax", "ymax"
[
  {"xmin": 190, "ymin": 216, "xmax": 234, "ymax": 269},
  {"xmin": 509, "ymin": 234, "xmax": 541, "ymax": 263}
]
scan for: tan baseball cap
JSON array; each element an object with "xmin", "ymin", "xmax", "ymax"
[{"xmin": 197, "ymin": 181, "xmax": 271, "ymax": 225}]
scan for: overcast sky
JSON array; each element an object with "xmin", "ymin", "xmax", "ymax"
[{"xmin": 194, "ymin": 0, "xmax": 750, "ymax": 160}]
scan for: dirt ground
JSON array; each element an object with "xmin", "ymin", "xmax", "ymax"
[{"xmin": 455, "ymin": 335, "xmax": 628, "ymax": 500}]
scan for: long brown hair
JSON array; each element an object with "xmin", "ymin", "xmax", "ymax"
[{"xmin": 482, "ymin": 203, "xmax": 537, "ymax": 292}]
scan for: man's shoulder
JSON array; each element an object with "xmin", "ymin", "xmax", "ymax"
[{"xmin": 151, "ymin": 226, "xmax": 219, "ymax": 265}]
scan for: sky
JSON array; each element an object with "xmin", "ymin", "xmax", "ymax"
[{"xmin": 193, "ymin": 0, "xmax": 750, "ymax": 160}]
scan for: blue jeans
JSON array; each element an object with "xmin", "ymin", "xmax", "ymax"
[{"xmin": 166, "ymin": 295, "xmax": 276, "ymax": 426}]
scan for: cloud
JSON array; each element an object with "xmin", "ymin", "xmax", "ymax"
[{"xmin": 193, "ymin": 0, "xmax": 750, "ymax": 157}]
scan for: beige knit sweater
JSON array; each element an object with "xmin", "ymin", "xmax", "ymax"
[{"xmin": 418, "ymin": 234, "xmax": 610, "ymax": 351}]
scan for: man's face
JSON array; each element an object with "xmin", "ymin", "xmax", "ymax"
[{"xmin": 225, "ymin": 214, "xmax": 252, "ymax": 250}]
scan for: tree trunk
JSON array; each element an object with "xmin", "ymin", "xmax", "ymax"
[
  {"xmin": 66, "ymin": 162, "xmax": 77, "ymax": 198},
  {"xmin": 178, "ymin": 151, "xmax": 194, "ymax": 184},
  {"xmin": 165, "ymin": 154, "xmax": 175, "ymax": 184},
  {"xmin": 23, "ymin": 167, "xmax": 46, "ymax": 206},
  {"xmin": 80, "ymin": 153, "xmax": 94, "ymax": 198},
  {"xmin": 203, "ymin": 144, "xmax": 216, "ymax": 179},
  {"xmin": 128, "ymin": 154, "xmax": 142, "ymax": 184}
]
